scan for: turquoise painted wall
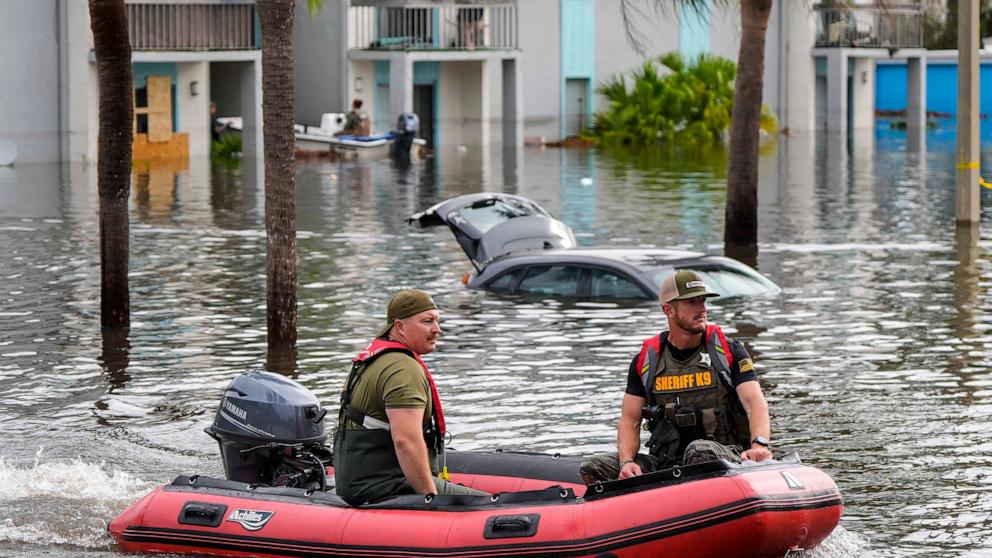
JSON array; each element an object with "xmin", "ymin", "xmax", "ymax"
[
  {"xmin": 679, "ymin": 1, "xmax": 711, "ymax": 60},
  {"xmin": 560, "ymin": 0, "xmax": 595, "ymax": 138},
  {"xmin": 133, "ymin": 62, "xmax": 178, "ymax": 131}
]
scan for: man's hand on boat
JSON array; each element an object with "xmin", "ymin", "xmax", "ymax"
[{"xmin": 618, "ymin": 459, "xmax": 643, "ymax": 479}]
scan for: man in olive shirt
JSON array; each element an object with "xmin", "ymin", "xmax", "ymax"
[{"xmin": 334, "ymin": 290, "xmax": 487, "ymax": 505}]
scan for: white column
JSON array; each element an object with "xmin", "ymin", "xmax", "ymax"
[
  {"xmin": 388, "ymin": 54, "xmax": 413, "ymax": 121},
  {"xmin": 783, "ymin": 0, "xmax": 816, "ymax": 132},
  {"xmin": 502, "ymin": 58, "xmax": 522, "ymax": 146},
  {"xmin": 850, "ymin": 57, "xmax": 875, "ymax": 130},
  {"xmin": 178, "ymin": 61, "xmax": 210, "ymax": 157},
  {"xmin": 480, "ymin": 59, "xmax": 492, "ymax": 147},
  {"xmin": 906, "ymin": 55, "xmax": 927, "ymax": 132},
  {"xmin": 240, "ymin": 57, "xmax": 263, "ymax": 161},
  {"xmin": 825, "ymin": 50, "xmax": 847, "ymax": 134}
]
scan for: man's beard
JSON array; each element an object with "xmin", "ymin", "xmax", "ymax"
[{"xmin": 675, "ymin": 312, "xmax": 706, "ymax": 335}]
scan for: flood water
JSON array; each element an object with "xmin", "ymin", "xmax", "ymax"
[{"xmin": 2, "ymin": 127, "xmax": 992, "ymax": 557}]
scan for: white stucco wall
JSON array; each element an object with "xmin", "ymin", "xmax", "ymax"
[
  {"xmin": 1, "ymin": 0, "xmax": 61, "ymax": 163},
  {"xmin": 439, "ymin": 61, "xmax": 484, "ymax": 146},
  {"xmin": 293, "ymin": 0, "xmax": 349, "ymax": 126},
  {"xmin": 593, "ymin": 1, "xmax": 681, "ymax": 117},
  {"xmin": 517, "ymin": 0, "xmax": 560, "ymax": 140}
]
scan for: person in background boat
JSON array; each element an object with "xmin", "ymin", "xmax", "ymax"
[
  {"xmin": 210, "ymin": 101, "xmax": 222, "ymax": 141},
  {"xmin": 334, "ymin": 289, "xmax": 488, "ymax": 505},
  {"xmin": 580, "ymin": 270, "xmax": 773, "ymax": 483},
  {"xmin": 336, "ymin": 98, "xmax": 370, "ymax": 137}
]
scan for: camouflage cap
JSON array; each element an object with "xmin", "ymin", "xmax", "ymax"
[
  {"xmin": 377, "ymin": 289, "xmax": 438, "ymax": 337},
  {"xmin": 659, "ymin": 270, "xmax": 719, "ymax": 303}
]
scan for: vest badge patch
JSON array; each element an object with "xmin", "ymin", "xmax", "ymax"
[{"xmin": 654, "ymin": 371, "xmax": 714, "ymax": 392}]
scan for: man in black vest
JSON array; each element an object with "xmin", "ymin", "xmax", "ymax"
[
  {"xmin": 334, "ymin": 290, "xmax": 487, "ymax": 505},
  {"xmin": 580, "ymin": 271, "xmax": 773, "ymax": 483}
]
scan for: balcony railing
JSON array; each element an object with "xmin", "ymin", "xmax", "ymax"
[
  {"xmin": 126, "ymin": 1, "xmax": 257, "ymax": 51},
  {"xmin": 814, "ymin": 4, "xmax": 923, "ymax": 49},
  {"xmin": 348, "ymin": 4, "xmax": 517, "ymax": 51}
]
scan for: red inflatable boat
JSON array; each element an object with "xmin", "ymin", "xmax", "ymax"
[{"xmin": 110, "ymin": 450, "xmax": 842, "ymax": 558}]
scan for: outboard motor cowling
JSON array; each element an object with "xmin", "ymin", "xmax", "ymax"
[
  {"xmin": 206, "ymin": 371, "xmax": 330, "ymax": 490},
  {"xmin": 391, "ymin": 112, "xmax": 420, "ymax": 158}
]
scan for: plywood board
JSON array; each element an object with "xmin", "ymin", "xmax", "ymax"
[{"xmin": 147, "ymin": 76, "xmax": 172, "ymax": 143}]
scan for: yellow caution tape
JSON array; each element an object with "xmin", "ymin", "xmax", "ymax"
[
  {"xmin": 438, "ymin": 466, "xmax": 450, "ymax": 481},
  {"xmin": 980, "ymin": 176, "xmax": 992, "ymax": 190},
  {"xmin": 958, "ymin": 161, "xmax": 981, "ymax": 169}
]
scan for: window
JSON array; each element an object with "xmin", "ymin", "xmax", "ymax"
[
  {"xmin": 589, "ymin": 269, "xmax": 649, "ymax": 299},
  {"xmin": 651, "ymin": 267, "xmax": 777, "ymax": 298},
  {"xmin": 517, "ymin": 266, "xmax": 580, "ymax": 296},
  {"xmin": 487, "ymin": 270, "xmax": 520, "ymax": 292},
  {"xmin": 453, "ymin": 198, "xmax": 548, "ymax": 234},
  {"xmin": 697, "ymin": 269, "xmax": 776, "ymax": 298}
]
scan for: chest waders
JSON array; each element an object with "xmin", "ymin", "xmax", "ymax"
[
  {"xmin": 635, "ymin": 325, "xmax": 751, "ymax": 467},
  {"xmin": 333, "ymin": 339, "xmax": 445, "ymax": 506}
]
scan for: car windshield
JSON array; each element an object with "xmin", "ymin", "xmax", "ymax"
[
  {"xmin": 452, "ymin": 197, "xmax": 548, "ymax": 235},
  {"xmin": 651, "ymin": 267, "xmax": 778, "ymax": 298}
]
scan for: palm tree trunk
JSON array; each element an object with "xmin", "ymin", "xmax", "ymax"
[
  {"xmin": 258, "ymin": 0, "xmax": 298, "ymax": 372},
  {"xmin": 724, "ymin": 0, "xmax": 772, "ymax": 266},
  {"xmin": 88, "ymin": 0, "xmax": 133, "ymax": 329}
]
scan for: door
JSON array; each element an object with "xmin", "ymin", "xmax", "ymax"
[
  {"xmin": 413, "ymin": 83, "xmax": 435, "ymax": 148},
  {"xmin": 564, "ymin": 78, "xmax": 589, "ymax": 137}
]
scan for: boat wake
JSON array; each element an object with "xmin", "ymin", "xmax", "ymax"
[{"xmin": 0, "ymin": 449, "xmax": 155, "ymax": 549}]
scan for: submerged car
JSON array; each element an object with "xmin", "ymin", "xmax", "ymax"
[{"xmin": 408, "ymin": 193, "xmax": 780, "ymax": 301}]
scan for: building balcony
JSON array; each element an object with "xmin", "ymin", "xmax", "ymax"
[
  {"xmin": 126, "ymin": 0, "xmax": 258, "ymax": 51},
  {"xmin": 813, "ymin": 3, "xmax": 923, "ymax": 49},
  {"xmin": 348, "ymin": 1, "xmax": 517, "ymax": 51}
]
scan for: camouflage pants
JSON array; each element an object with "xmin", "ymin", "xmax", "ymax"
[{"xmin": 579, "ymin": 440, "xmax": 742, "ymax": 484}]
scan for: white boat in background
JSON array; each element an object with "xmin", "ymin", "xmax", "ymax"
[{"xmin": 216, "ymin": 113, "xmax": 427, "ymax": 161}]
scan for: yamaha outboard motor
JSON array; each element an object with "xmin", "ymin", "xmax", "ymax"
[
  {"xmin": 205, "ymin": 371, "xmax": 331, "ymax": 490},
  {"xmin": 391, "ymin": 112, "xmax": 420, "ymax": 158}
]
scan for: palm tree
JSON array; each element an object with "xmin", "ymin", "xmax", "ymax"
[
  {"xmin": 88, "ymin": 0, "xmax": 134, "ymax": 329},
  {"xmin": 257, "ymin": 0, "xmax": 299, "ymax": 372},
  {"xmin": 621, "ymin": 0, "xmax": 772, "ymax": 265},
  {"xmin": 257, "ymin": 0, "xmax": 325, "ymax": 373}
]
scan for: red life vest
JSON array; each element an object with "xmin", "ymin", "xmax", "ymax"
[
  {"xmin": 353, "ymin": 338, "xmax": 445, "ymax": 435},
  {"xmin": 635, "ymin": 324, "xmax": 734, "ymax": 381}
]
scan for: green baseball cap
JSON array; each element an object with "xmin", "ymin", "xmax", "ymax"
[
  {"xmin": 659, "ymin": 270, "xmax": 719, "ymax": 303},
  {"xmin": 376, "ymin": 289, "xmax": 438, "ymax": 337}
]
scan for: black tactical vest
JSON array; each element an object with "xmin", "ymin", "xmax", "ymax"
[{"xmin": 638, "ymin": 330, "xmax": 751, "ymax": 452}]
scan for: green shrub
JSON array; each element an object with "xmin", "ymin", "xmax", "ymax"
[
  {"xmin": 211, "ymin": 133, "xmax": 242, "ymax": 159},
  {"xmin": 586, "ymin": 52, "xmax": 777, "ymax": 148}
]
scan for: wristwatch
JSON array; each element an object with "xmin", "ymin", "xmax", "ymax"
[{"xmin": 750, "ymin": 436, "xmax": 770, "ymax": 448}]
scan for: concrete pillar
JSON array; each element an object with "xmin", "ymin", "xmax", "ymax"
[
  {"xmin": 502, "ymin": 58, "xmax": 522, "ymax": 146},
  {"xmin": 480, "ymin": 59, "xmax": 492, "ymax": 147},
  {"xmin": 906, "ymin": 56, "xmax": 927, "ymax": 132},
  {"xmin": 178, "ymin": 61, "xmax": 210, "ymax": 158},
  {"xmin": 956, "ymin": 0, "xmax": 980, "ymax": 224},
  {"xmin": 825, "ymin": 50, "xmax": 847, "ymax": 134},
  {"xmin": 388, "ymin": 55, "xmax": 413, "ymax": 120},
  {"xmin": 780, "ymin": 0, "xmax": 816, "ymax": 132},
  {"xmin": 849, "ymin": 58, "xmax": 875, "ymax": 130},
  {"xmin": 240, "ymin": 58, "xmax": 263, "ymax": 161}
]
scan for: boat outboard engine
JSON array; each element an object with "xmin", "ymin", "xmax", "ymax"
[
  {"xmin": 391, "ymin": 112, "xmax": 420, "ymax": 158},
  {"xmin": 205, "ymin": 371, "xmax": 331, "ymax": 490}
]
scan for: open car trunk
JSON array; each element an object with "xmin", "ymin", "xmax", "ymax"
[{"xmin": 408, "ymin": 193, "xmax": 577, "ymax": 271}]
